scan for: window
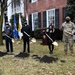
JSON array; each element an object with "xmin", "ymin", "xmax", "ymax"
[
  {"xmin": 43, "ymin": 8, "xmax": 59, "ymax": 28},
  {"xmin": 16, "ymin": 0, "xmax": 20, "ymax": 6},
  {"xmin": 31, "ymin": 0, "xmax": 37, "ymax": 3},
  {"xmin": 62, "ymin": 7, "xmax": 67, "ymax": 22},
  {"xmin": 12, "ymin": 0, "xmax": 21, "ymax": 13},
  {"xmin": 46, "ymin": 9, "xmax": 55, "ymax": 27},
  {"xmin": 31, "ymin": 12, "xmax": 41, "ymax": 30},
  {"xmin": 32, "ymin": 12, "xmax": 38, "ymax": 30}
]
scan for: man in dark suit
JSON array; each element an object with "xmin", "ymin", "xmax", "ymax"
[
  {"xmin": 3, "ymin": 22, "xmax": 13, "ymax": 52},
  {"xmin": 21, "ymin": 20, "xmax": 31, "ymax": 53}
]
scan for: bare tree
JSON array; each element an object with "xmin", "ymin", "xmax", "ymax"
[
  {"xmin": 0, "ymin": 0, "xmax": 13, "ymax": 45},
  {"xmin": 0, "ymin": 0, "xmax": 24, "ymax": 45}
]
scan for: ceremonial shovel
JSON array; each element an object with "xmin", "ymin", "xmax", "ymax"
[
  {"xmin": 45, "ymin": 33, "xmax": 58, "ymax": 46},
  {"xmin": 4, "ymin": 34, "xmax": 15, "ymax": 43},
  {"xmin": 24, "ymin": 31, "xmax": 36, "ymax": 43}
]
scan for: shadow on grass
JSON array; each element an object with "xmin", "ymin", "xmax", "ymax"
[
  {"xmin": 32, "ymin": 55, "xmax": 58, "ymax": 63},
  {"xmin": 15, "ymin": 52, "xmax": 30, "ymax": 58},
  {"xmin": 0, "ymin": 51, "xmax": 7, "ymax": 57},
  {"xmin": 60, "ymin": 60, "xmax": 66, "ymax": 63}
]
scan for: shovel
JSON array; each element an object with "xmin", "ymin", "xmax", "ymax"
[
  {"xmin": 24, "ymin": 31, "xmax": 36, "ymax": 43},
  {"xmin": 4, "ymin": 34, "xmax": 15, "ymax": 43},
  {"xmin": 45, "ymin": 33, "xmax": 58, "ymax": 46}
]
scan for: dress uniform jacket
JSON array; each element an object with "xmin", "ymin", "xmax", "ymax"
[{"xmin": 4, "ymin": 24, "xmax": 13, "ymax": 52}]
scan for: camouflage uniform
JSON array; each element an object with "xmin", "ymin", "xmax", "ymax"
[{"xmin": 62, "ymin": 21, "xmax": 75, "ymax": 54}]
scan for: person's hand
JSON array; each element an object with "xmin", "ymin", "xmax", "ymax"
[
  {"xmin": 72, "ymin": 30, "xmax": 75, "ymax": 35},
  {"xmin": 46, "ymin": 29, "xmax": 49, "ymax": 32},
  {"xmin": 2, "ymin": 33, "xmax": 5, "ymax": 36},
  {"xmin": 29, "ymin": 38, "xmax": 31, "ymax": 41}
]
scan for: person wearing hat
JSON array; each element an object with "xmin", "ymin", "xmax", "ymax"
[
  {"xmin": 3, "ymin": 22, "xmax": 13, "ymax": 53},
  {"xmin": 21, "ymin": 20, "xmax": 31, "ymax": 53},
  {"xmin": 61, "ymin": 16, "xmax": 75, "ymax": 55}
]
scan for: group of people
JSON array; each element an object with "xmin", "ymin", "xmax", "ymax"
[
  {"xmin": 3, "ymin": 20, "xmax": 31, "ymax": 53},
  {"xmin": 3, "ymin": 16, "xmax": 75, "ymax": 55}
]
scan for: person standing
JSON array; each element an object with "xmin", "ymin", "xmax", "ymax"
[
  {"xmin": 3, "ymin": 22, "xmax": 13, "ymax": 53},
  {"xmin": 46, "ymin": 21, "xmax": 55, "ymax": 54},
  {"xmin": 61, "ymin": 16, "xmax": 75, "ymax": 55},
  {"xmin": 21, "ymin": 20, "xmax": 31, "ymax": 53}
]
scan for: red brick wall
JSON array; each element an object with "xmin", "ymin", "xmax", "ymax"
[{"xmin": 24, "ymin": 0, "xmax": 67, "ymax": 28}]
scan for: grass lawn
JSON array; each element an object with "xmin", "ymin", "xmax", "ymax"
[{"xmin": 0, "ymin": 40, "xmax": 75, "ymax": 75}]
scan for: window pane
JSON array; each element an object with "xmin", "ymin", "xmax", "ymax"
[
  {"xmin": 32, "ymin": 0, "xmax": 37, "ymax": 3},
  {"xmin": 32, "ymin": 13, "xmax": 39, "ymax": 29},
  {"xmin": 47, "ymin": 9, "xmax": 55, "ymax": 27}
]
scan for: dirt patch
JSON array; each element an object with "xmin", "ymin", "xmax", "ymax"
[
  {"xmin": 15, "ymin": 52, "xmax": 30, "ymax": 58},
  {"xmin": 32, "ymin": 55, "xmax": 58, "ymax": 63},
  {"xmin": 0, "ymin": 51, "xmax": 7, "ymax": 57},
  {"xmin": 40, "ymin": 55, "xmax": 58, "ymax": 63}
]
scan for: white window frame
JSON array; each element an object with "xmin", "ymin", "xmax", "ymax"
[
  {"xmin": 32, "ymin": 12, "xmax": 38, "ymax": 31},
  {"xmin": 46, "ymin": 8, "xmax": 55, "ymax": 27},
  {"xmin": 31, "ymin": 0, "xmax": 37, "ymax": 3}
]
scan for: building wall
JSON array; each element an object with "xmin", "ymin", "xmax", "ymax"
[{"xmin": 24, "ymin": 0, "xmax": 67, "ymax": 29}]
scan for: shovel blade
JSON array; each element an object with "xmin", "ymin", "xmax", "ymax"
[
  {"xmin": 12, "ymin": 39, "xmax": 15, "ymax": 43},
  {"xmin": 31, "ymin": 38, "xmax": 36, "ymax": 43},
  {"xmin": 52, "ymin": 41, "xmax": 58, "ymax": 46}
]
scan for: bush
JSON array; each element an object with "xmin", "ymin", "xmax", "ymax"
[
  {"xmin": 33, "ymin": 28, "xmax": 63, "ymax": 40},
  {"xmin": 31, "ymin": 28, "xmax": 43, "ymax": 39},
  {"xmin": 54, "ymin": 29, "xmax": 63, "ymax": 40}
]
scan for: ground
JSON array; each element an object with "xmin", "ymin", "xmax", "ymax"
[{"xmin": 0, "ymin": 40, "xmax": 75, "ymax": 75}]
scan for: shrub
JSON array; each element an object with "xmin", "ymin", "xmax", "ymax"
[
  {"xmin": 54, "ymin": 29, "xmax": 63, "ymax": 40},
  {"xmin": 33, "ymin": 28, "xmax": 63, "ymax": 40}
]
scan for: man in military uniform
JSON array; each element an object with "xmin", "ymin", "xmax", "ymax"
[{"xmin": 61, "ymin": 16, "xmax": 75, "ymax": 55}]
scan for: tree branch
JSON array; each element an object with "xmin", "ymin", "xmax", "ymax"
[{"xmin": 4, "ymin": 0, "xmax": 13, "ymax": 11}]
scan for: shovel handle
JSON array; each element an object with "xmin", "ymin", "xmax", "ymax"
[
  {"xmin": 4, "ymin": 34, "xmax": 12, "ymax": 39},
  {"xmin": 4, "ymin": 34, "xmax": 14, "ymax": 43},
  {"xmin": 45, "ymin": 33, "xmax": 53, "ymax": 42},
  {"xmin": 24, "ymin": 31, "xmax": 30, "ymax": 37}
]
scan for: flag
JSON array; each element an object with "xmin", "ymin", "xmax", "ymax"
[
  {"xmin": 18, "ymin": 14, "xmax": 23, "ymax": 39},
  {"xmin": 13, "ymin": 15, "xmax": 18, "ymax": 39},
  {"xmin": 2, "ymin": 15, "xmax": 5, "ymax": 32}
]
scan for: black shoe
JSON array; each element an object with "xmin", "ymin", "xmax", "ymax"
[
  {"xmin": 28, "ymin": 50, "xmax": 30, "ymax": 53},
  {"xmin": 6, "ymin": 51, "xmax": 9, "ymax": 53},
  {"xmin": 28, "ymin": 51, "xmax": 30, "ymax": 53},
  {"xmin": 11, "ymin": 51, "xmax": 13, "ymax": 52},
  {"xmin": 23, "ymin": 51, "xmax": 26, "ymax": 53},
  {"xmin": 10, "ymin": 52, "xmax": 14, "ymax": 55},
  {"xmin": 49, "ymin": 51, "xmax": 53, "ymax": 54}
]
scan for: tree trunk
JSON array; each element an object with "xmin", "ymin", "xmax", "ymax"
[{"xmin": 0, "ymin": 13, "xmax": 4, "ymax": 45}]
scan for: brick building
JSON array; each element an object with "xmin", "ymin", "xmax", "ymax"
[{"xmin": 24, "ymin": 0, "xmax": 67, "ymax": 31}]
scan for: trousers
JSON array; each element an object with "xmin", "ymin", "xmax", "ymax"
[
  {"xmin": 23, "ymin": 38, "xmax": 30, "ymax": 53},
  {"xmin": 5, "ymin": 36, "xmax": 13, "ymax": 52}
]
